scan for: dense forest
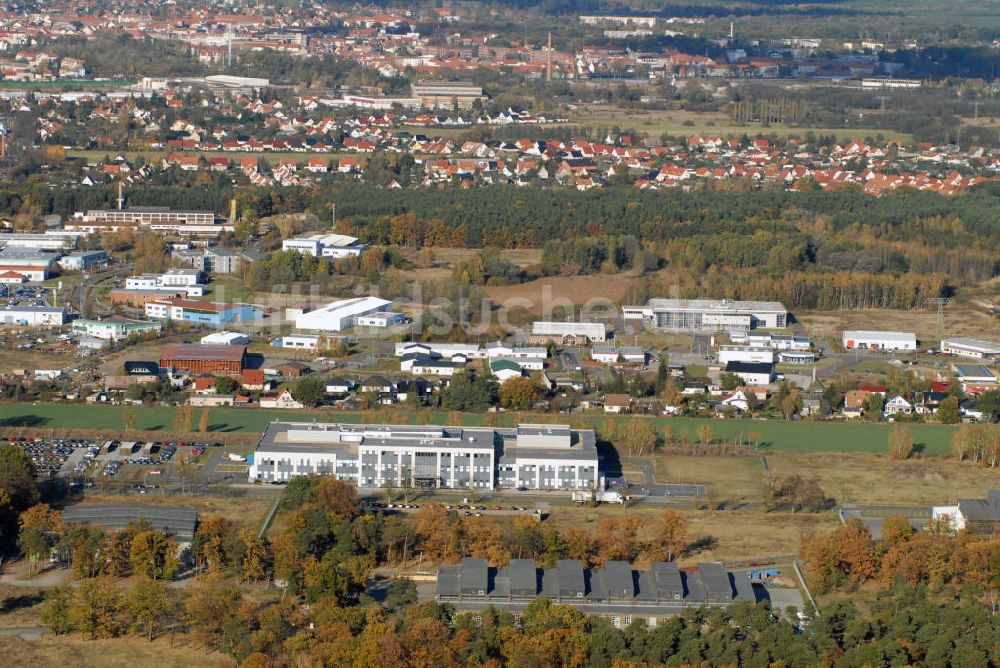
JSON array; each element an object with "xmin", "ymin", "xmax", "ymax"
[
  {"xmin": 7, "ymin": 179, "xmax": 1000, "ymax": 309},
  {"xmin": 15, "ymin": 468, "xmax": 1000, "ymax": 667}
]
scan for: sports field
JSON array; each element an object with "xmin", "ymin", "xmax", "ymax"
[{"xmin": 0, "ymin": 403, "xmax": 960, "ymax": 455}]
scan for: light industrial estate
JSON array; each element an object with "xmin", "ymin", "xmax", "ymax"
[
  {"xmin": 622, "ymin": 299, "xmax": 788, "ymax": 331},
  {"xmin": 249, "ymin": 421, "xmax": 600, "ymax": 491}
]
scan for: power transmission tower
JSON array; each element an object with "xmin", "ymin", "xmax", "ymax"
[
  {"xmin": 875, "ymin": 95, "xmax": 890, "ymax": 111},
  {"xmin": 923, "ymin": 297, "xmax": 951, "ymax": 342}
]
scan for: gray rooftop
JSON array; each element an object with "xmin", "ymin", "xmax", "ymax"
[
  {"xmin": 62, "ymin": 504, "xmax": 198, "ymax": 540},
  {"xmin": 437, "ymin": 560, "xmax": 759, "ymax": 611}
]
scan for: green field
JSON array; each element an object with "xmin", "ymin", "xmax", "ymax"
[
  {"xmin": 563, "ymin": 107, "xmax": 914, "ymax": 144},
  {"xmin": 0, "ymin": 403, "xmax": 959, "ymax": 454}
]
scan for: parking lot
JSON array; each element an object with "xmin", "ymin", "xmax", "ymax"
[{"xmin": 0, "ymin": 436, "xmax": 220, "ymax": 482}]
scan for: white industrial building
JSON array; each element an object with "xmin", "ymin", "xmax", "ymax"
[
  {"xmin": 200, "ymin": 331, "xmax": 250, "ymax": 346},
  {"xmin": 292, "ymin": 297, "xmax": 392, "ymax": 332},
  {"xmin": 842, "ymin": 330, "xmax": 916, "ymax": 351},
  {"xmin": 395, "ymin": 341, "xmax": 486, "ymax": 359},
  {"xmin": 58, "ymin": 250, "xmax": 108, "ymax": 271},
  {"xmin": 0, "ymin": 305, "xmax": 67, "ymax": 326},
  {"xmin": 249, "ymin": 421, "xmax": 600, "ymax": 492},
  {"xmin": 530, "ymin": 321, "xmax": 607, "ymax": 343},
  {"xmin": 356, "ymin": 312, "xmax": 407, "ymax": 328},
  {"xmin": 279, "ymin": 334, "xmax": 321, "ymax": 351},
  {"xmin": 718, "ymin": 345, "xmax": 775, "ymax": 365},
  {"xmin": 591, "ymin": 345, "xmax": 647, "ymax": 365},
  {"xmin": 739, "ymin": 332, "xmax": 812, "ymax": 351},
  {"xmin": 282, "ymin": 233, "xmax": 367, "ymax": 258},
  {"xmin": 623, "ymin": 299, "xmax": 788, "ymax": 331},
  {"xmin": 0, "ymin": 232, "xmax": 78, "ymax": 251},
  {"xmin": 72, "ymin": 318, "xmax": 161, "ymax": 341},
  {"xmin": 126, "ymin": 269, "xmax": 205, "ymax": 296},
  {"xmin": 940, "ymin": 338, "xmax": 1000, "ymax": 360}
]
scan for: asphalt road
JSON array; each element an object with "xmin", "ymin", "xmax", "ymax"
[{"xmin": 619, "ymin": 456, "xmax": 707, "ymax": 498}]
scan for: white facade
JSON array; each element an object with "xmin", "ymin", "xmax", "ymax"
[
  {"xmin": 530, "ymin": 321, "xmax": 607, "ymax": 342},
  {"xmin": 493, "ymin": 356, "xmax": 544, "ymax": 371},
  {"xmin": 931, "ymin": 506, "xmax": 966, "ymax": 530},
  {"xmin": 842, "ymin": 330, "xmax": 916, "ymax": 351},
  {"xmin": 356, "ymin": 312, "xmax": 406, "ymax": 327},
  {"xmin": 250, "ymin": 421, "xmax": 599, "ymax": 492},
  {"xmin": 281, "ymin": 334, "xmax": 321, "ymax": 350},
  {"xmin": 591, "ymin": 345, "xmax": 646, "ymax": 365},
  {"xmin": 0, "ymin": 306, "xmax": 66, "ymax": 326},
  {"xmin": 718, "ymin": 345, "xmax": 775, "ymax": 364},
  {"xmin": 126, "ymin": 270, "xmax": 205, "ymax": 296},
  {"xmin": 294, "ymin": 297, "xmax": 392, "ymax": 332},
  {"xmin": 282, "ymin": 233, "xmax": 366, "ymax": 258},
  {"xmin": 200, "ymin": 331, "xmax": 250, "ymax": 346},
  {"xmin": 624, "ymin": 299, "xmax": 788, "ymax": 331},
  {"xmin": 395, "ymin": 341, "xmax": 485, "ymax": 359},
  {"xmin": 940, "ymin": 338, "xmax": 1000, "ymax": 360}
]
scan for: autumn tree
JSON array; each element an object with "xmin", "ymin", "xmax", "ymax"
[
  {"xmin": 937, "ymin": 396, "xmax": 960, "ymax": 424},
  {"xmin": 239, "ymin": 529, "xmax": 270, "ymax": 582},
  {"xmin": 596, "ymin": 516, "xmax": 641, "ymax": 563},
  {"xmin": 41, "ymin": 586, "xmax": 74, "ymax": 635},
  {"xmin": 124, "ymin": 579, "xmax": 173, "ymax": 641},
  {"xmin": 696, "ymin": 423, "xmax": 714, "ymax": 446},
  {"xmin": 18, "ymin": 503, "xmax": 63, "ymax": 575},
  {"xmin": 70, "ymin": 577, "xmax": 122, "ymax": 640},
  {"xmin": 312, "ymin": 477, "xmax": 359, "ymax": 518},
  {"xmin": 651, "ymin": 510, "xmax": 690, "ymax": 562},
  {"xmin": 0, "ymin": 443, "xmax": 39, "ymax": 547},
  {"xmin": 185, "ymin": 572, "xmax": 242, "ymax": 651},
  {"xmin": 173, "ymin": 404, "xmax": 194, "ymax": 433},
  {"xmin": 129, "ymin": 529, "xmax": 178, "ymax": 580},
  {"xmin": 498, "ymin": 376, "xmax": 538, "ymax": 410},
  {"xmin": 622, "ymin": 420, "xmax": 657, "ymax": 456},
  {"xmin": 888, "ymin": 423, "xmax": 915, "ymax": 460}
]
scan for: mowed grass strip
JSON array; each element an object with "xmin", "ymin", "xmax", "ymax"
[{"xmin": 0, "ymin": 403, "xmax": 959, "ymax": 454}]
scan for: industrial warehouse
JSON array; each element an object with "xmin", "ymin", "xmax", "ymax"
[
  {"xmin": 249, "ymin": 421, "xmax": 600, "ymax": 491},
  {"xmin": 622, "ymin": 299, "xmax": 788, "ymax": 331},
  {"xmin": 436, "ymin": 558, "xmax": 758, "ymax": 624}
]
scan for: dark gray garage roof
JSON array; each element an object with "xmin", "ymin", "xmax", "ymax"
[{"xmin": 62, "ymin": 504, "xmax": 198, "ymax": 540}]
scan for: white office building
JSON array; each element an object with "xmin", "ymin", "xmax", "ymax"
[
  {"xmin": 842, "ymin": 330, "xmax": 916, "ymax": 351},
  {"xmin": 718, "ymin": 345, "xmax": 775, "ymax": 365},
  {"xmin": 282, "ymin": 233, "xmax": 367, "ymax": 258},
  {"xmin": 530, "ymin": 321, "xmax": 607, "ymax": 343},
  {"xmin": 249, "ymin": 421, "xmax": 600, "ymax": 492},
  {"xmin": 940, "ymin": 338, "xmax": 1000, "ymax": 360},
  {"xmin": 292, "ymin": 297, "xmax": 392, "ymax": 332},
  {"xmin": 126, "ymin": 269, "xmax": 205, "ymax": 296},
  {"xmin": 623, "ymin": 299, "xmax": 788, "ymax": 331}
]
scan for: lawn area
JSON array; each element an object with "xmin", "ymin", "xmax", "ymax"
[
  {"xmin": 0, "ymin": 585, "xmax": 47, "ymax": 628},
  {"xmin": 0, "ymin": 404, "xmax": 961, "ymax": 454},
  {"xmin": 563, "ymin": 106, "xmax": 914, "ymax": 144},
  {"xmin": 202, "ymin": 277, "xmax": 255, "ymax": 303},
  {"xmin": 766, "ymin": 451, "xmax": 1000, "ymax": 507},
  {"xmin": 0, "ymin": 635, "xmax": 232, "ymax": 668},
  {"xmin": 648, "ymin": 454, "xmax": 769, "ymax": 504}
]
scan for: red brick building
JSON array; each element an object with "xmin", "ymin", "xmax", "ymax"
[{"xmin": 159, "ymin": 344, "xmax": 247, "ymax": 376}]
